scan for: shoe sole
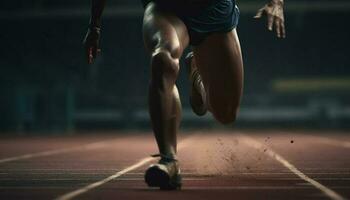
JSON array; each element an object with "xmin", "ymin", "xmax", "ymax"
[
  {"xmin": 185, "ymin": 53, "xmax": 207, "ymax": 116},
  {"xmin": 145, "ymin": 165, "xmax": 182, "ymax": 190},
  {"xmin": 189, "ymin": 83, "xmax": 207, "ymax": 116}
]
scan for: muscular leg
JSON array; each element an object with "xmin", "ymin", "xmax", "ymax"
[
  {"xmin": 143, "ymin": 3, "xmax": 189, "ymax": 158},
  {"xmin": 193, "ymin": 29, "xmax": 243, "ymax": 124}
]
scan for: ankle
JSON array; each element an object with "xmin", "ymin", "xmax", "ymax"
[{"xmin": 152, "ymin": 153, "xmax": 177, "ymax": 162}]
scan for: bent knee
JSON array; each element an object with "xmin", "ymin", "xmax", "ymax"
[
  {"xmin": 151, "ymin": 50, "xmax": 179, "ymax": 77},
  {"xmin": 211, "ymin": 106, "xmax": 238, "ymax": 125},
  {"xmin": 150, "ymin": 50, "xmax": 179, "ymax": 89}
]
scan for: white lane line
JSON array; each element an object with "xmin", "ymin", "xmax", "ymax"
[
  {"xmin": 128, "ymin": 172, "xmax": 350, "ymax": 175},
  {"xmin": 178, "ymin": 186, "xmax": 315, "ymax": 190},
  {"xmin": 0, "ymin": 141, "xmax": 110, "ymax": 164},
  {"xmin": 54, "ymin": 157, "xmax": 155, "ymax": 200},
  {"xmin": 241, "ymin": 135, "xmax": 347, "ymax": 200},
  {"xmin": 54, "ymin": 136, "xmax": 193, "ymax": 200}
]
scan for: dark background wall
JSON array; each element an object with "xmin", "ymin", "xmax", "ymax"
[{"xmin": 1, "ymin": 0, "xmax": 350, "ymax": 132}]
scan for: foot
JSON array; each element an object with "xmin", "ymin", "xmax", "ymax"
[
  {"xmin": 185, "ymin": 52, "xmax": 208, "ymax": 116},
  {"xmin": 145, "ymin": 154, "xmax": 182, "ymax": 190}
]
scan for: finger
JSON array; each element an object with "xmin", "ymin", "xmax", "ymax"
[
  {"xmin": 281, "ymin": 20, "xmax": 286, "ymax": 38},
  {"xmin": 86, "ymin": 47, "xmax": 91, "ymax": 64},
  {"xmin": 254, "ymin": 8, "xmax": 264, "ymax": 18},
  {"xmin": 88, "ymin": 48, "xmax": 93, "ymax": 64},
  {"xmin": 267, "ymin": 14, "xmax": 274, "ymax": 31},
  {"xmin": 92, "ymin": 47, "xmax": 97, "ymax": 58},
  {"xmin": 275, "ymin": 18, "xmax": 281, "ymax": 38}
]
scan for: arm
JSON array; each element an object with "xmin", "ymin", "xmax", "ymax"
[
  {"xmin": 83, "ymin": 0, "xmax": 107, "ymax": 64},
  {"xmin": 89, "ymin": 0, "xmax": 107, "ymax": 28},
  {"xmin": 254, "ymin": 0, "xmax": 286, "ymax": 38}
]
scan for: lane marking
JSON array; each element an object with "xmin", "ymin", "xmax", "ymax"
[
  {"xmin": 54, "ymin": 157, "xmax": 155, "ymax": 200},
  {"xmin": 4, "ymin": 171, "xmax": 350, "ymax": 175},
  {"xmin": 3, "ymin": 177, "xmax": 350, "ymax": 181},
  {"xmin": 176, "ymin": 186, "xmax": 316, "ymax": 190},
  {"xmin": 0, "ymin": 141, "xmax": 111, "ymax": 164},
  {"xmin": 10, "ymin": 186, "xmax": 350, "ymax": 190},
  {"xmin": 241, "ymin": 135, "xmax": 347, "ymax": 200},
  {"xmin": 54, "ymin": 136, "xmax": 193, "ymax": 200},
  {"xmin": 0, "ymin": 169, "xmax": 119, "ymax": 171}
]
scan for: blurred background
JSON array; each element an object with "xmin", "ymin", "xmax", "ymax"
[{"xmin": 0, "ymin": 0, "xmax": 349, "ymax": 133}]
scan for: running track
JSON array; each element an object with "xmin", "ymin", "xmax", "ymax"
[{"xmin": 0, "ymin": 130, "xmax": 349, "ymax": 200}]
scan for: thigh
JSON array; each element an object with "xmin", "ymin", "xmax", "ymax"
[
  {"xmin": 143, "ymin": 2, "xmax": 189, "ymax": 58},
  {"xmin": 193, "ymin": 29, "xmax": 244, "ymax": 113}
]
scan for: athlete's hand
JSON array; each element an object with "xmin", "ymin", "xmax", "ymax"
[
  {"xmin": 254, "ymin": 0, "xmax": 286, "ymax": 38},
  {"xmin": 83, "ymin": 26, "xmax": 101, "ymax": 64}
]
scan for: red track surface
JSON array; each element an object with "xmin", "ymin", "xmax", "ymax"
[{"xmin": 0, "ymin": 130, "xmax": 350, "ymax": 200}]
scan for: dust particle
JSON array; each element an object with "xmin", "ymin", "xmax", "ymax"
[{"xmin": 265, "ymin": 137, "xmax": 270, "ymax": 142}]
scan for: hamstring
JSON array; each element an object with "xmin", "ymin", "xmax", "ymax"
[{"xmin": 211, "ymin": 103, "xmax": 238, "ymax": 124}]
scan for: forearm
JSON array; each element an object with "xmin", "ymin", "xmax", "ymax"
[{"xmin": 89, "ymin": 0, "xmax": 107, "ymax": 28}]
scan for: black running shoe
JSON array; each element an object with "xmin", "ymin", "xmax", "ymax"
[
  {"xmin": 185, "ymin": 52, "xmax": 208, "ymax": 116},
  {"xmin": 145, "ymin": 154, "xmax": 182, "ymax": 190}
]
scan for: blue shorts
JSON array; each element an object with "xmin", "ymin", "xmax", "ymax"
[{"xmin": 142, "ymin": 0, "xmax": 240, "ymax": 46}]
